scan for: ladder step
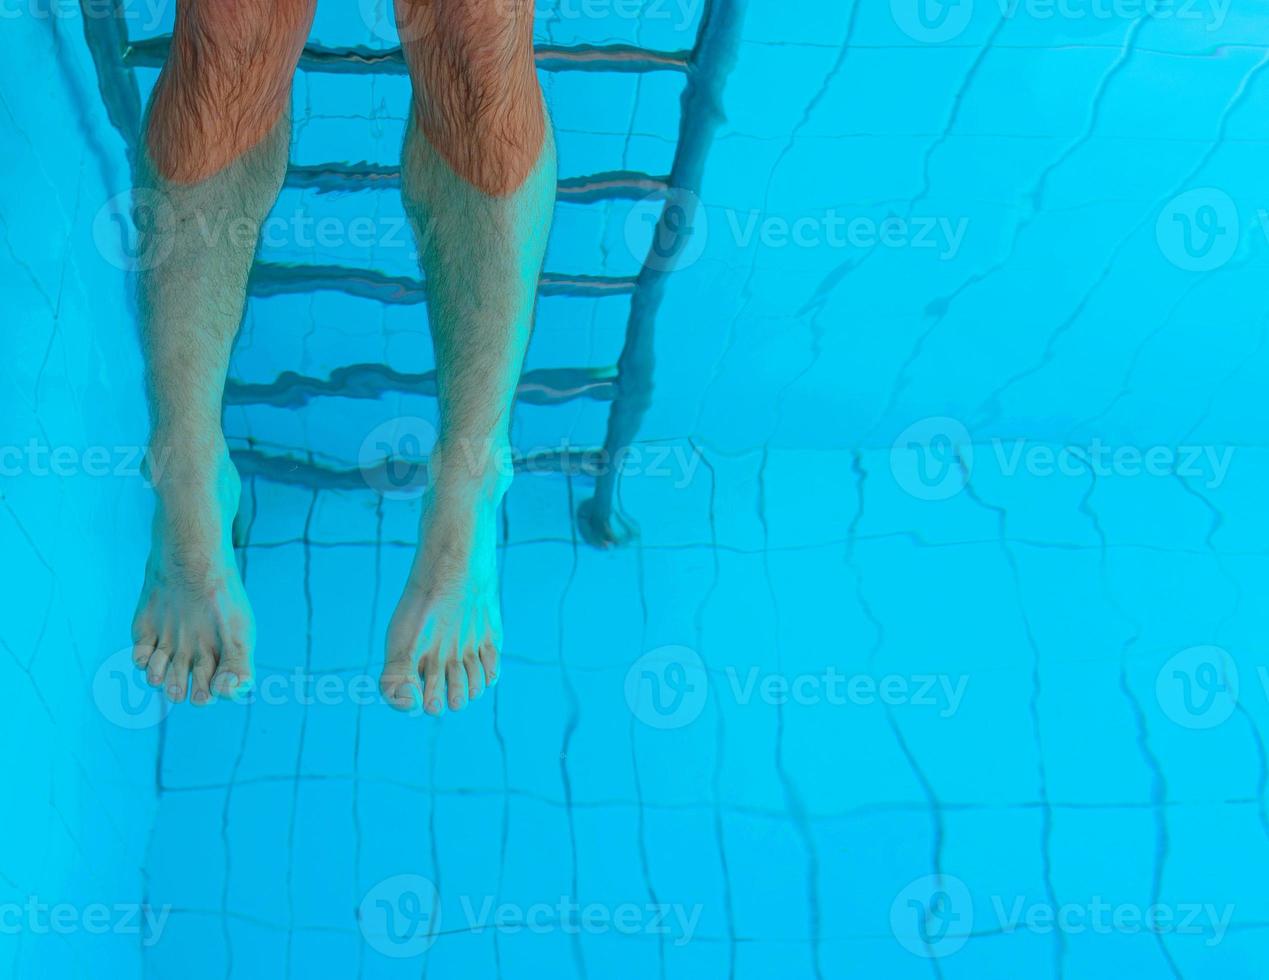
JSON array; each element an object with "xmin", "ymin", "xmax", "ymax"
[
  {"xmin": 231, "ymin": 444, "xmax": 605, "ymax": 491},
  {"xmin": 124, "ymin": 38, "xmax": 690, "ymax": 75},
  {"xmin": 225, "ymin": 365, "xmax": 616, "ymax": 409},
  {"xmin": 285, "ymin": 164, "xmax": 670, "ymax": 202},
  {"xmin": 249, "ymin": 262, "xmax": 638, "ymax": 303}
]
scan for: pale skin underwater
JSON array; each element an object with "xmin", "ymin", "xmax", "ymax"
[{"xmin": 128, "ymin": 0, "xmax": 556, "ymax": 714}]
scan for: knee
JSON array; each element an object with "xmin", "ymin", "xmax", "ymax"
[
  {"xmin": 396, "ymin": 0, "xmax": 534, "ymax": 51},
  {"xmin": 174, "ymin": 0, "xmax": 313, "ymax": 78},
  {"xmin": 397, "ymin": 0, "xmax": 535, "ymax": 88},
  {"xmin": 396, "ymin": 0, "xmax": 543, "ymax": 196},
  {"xmin": 147, "ymin": 0, "xmax": 315, "ymax": 182}
]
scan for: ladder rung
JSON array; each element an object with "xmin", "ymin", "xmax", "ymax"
[
  {"xmin": 285, "ymin": 164, "xmax": 670, "ymax": 203},
  {"xmin": 124, "ymin": 38, "xmax": 691, "ymax": 75},
  {"xmin": 225, "ymin": 364, "xmax": 616, "ymax": 408},
  {"xmin": 248, "ymin": 262, "xmax": 638, "ymax": 302},
  {"xmin": 231, "ymin": 444, "xmax": 605, "ymax": 491}
]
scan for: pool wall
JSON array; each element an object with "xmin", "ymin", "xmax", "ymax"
[{"xmin": 2, "ymin": 12, "xmax": 154, "ymax": 978}]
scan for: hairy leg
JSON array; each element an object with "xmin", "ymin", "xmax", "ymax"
[
  {"xmin": 380, "ymin": 0, "xmax": 556, "ymax": 714},
  {"xmin": 131, "ymin": 0, "xmax": 313, "ymax": 705}
]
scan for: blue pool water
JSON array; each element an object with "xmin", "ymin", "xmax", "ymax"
[{"xmin": 5, "ymin": 0, "xmax": 1269, "ymax": 977}]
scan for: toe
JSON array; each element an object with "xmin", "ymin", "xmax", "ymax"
[
  {"xmin": 131, "ymin": 602, "xmax": 158, "ymax": 667},
  {"xmin": 165, "ymin": 646, "xmax": 194, "ymax": 703},
  {"xmin": 380, "ymin": 670, "xmax": 421, "ymax": 712},
  {"xmin": 211, "ymin": 637, "xmax": 253, "ymax": 701},
  {"xmin": 190, "ymin": 649, "xmax": 216, "ymax": 707},
  {"xmin": 380, "ymin": 646, "xmax": 420, "ymax": 712},
  {"xmin": 132, "ymin": 638, "xmax": 157, "ymax": 670},
  {"xmin": 478, "ymin": 642, "xmax": 501, "ymax": 688},
  {"xmin": 446, "ymin": 658, "xmax": 468, "ymax": 712},
  {"xmin": 419, "ymin": 654, "xmax": 446, "ymax": 716},
  {"xmin": 147, "ymin": 642, "xmax": 174, "ymax": 688},
  {"xmin": 463, "ymin": 652, "xmax": 486, "ymax": 700}
]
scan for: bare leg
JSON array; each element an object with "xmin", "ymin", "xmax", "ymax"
[
  {"xmin": 380, "ymin": 0, "xmax": 556, "ymax": 714},
  {"xmin": 130, "ymin": 0, "xmax": 313, "ymax": 705}
]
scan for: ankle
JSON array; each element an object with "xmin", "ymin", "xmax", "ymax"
[
  {"xmin": 429, "ymin": 437, "xmax": 514, "ymax": 500},
  {"xmin": 147, "ymin": 432, "xmax": 238, "ymax": 497}
]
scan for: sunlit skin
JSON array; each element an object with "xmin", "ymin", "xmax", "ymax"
[{"xmin": 129, "ymin": 0, "xmax": 555, "ymax": 713}]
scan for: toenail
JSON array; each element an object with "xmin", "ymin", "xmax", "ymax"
[{"xmin": 167, "ymin": 686, "xmax": 182, "ymax": 698}]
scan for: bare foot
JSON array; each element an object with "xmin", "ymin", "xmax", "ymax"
[
  {"xmin": 381, "ymin": 452, "xmax": 506, "ymax": 715},
  {"xmin": 131, "ymin": 438, "xmax": 255, "ymax": 706}
]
